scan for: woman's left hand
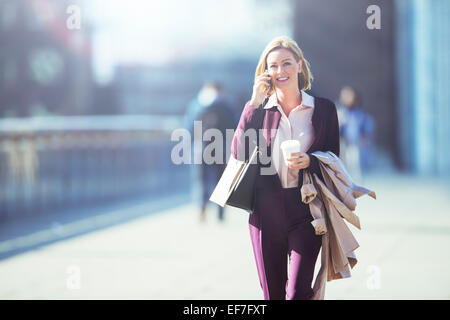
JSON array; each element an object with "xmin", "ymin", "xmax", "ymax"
[{"xmin": 287, "ymin": 152, "xmax": 310, "ymax": 170}]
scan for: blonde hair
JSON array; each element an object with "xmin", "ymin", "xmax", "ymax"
[{"xmin": 255, "ymin": 35, "xmax": 313, "ymax": 94}]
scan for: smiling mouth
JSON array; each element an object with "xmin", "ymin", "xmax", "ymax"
[{"xmin": 276, "ymin": 77, "xmax": 289, "ymax": 82}]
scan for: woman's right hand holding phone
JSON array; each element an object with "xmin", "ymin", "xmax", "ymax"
[{"xmin": 250, "ymin": 72, "xmax": 272, "ymax": 107}]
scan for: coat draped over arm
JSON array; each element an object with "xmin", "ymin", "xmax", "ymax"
[{"xmin": 301, "ymin": 151, "xmax": 376, "ymax": 300}]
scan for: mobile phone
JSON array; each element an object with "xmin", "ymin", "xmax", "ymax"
[
  {"xmin": 264, "ymin": 68, "xmax": 272, "ymax": 92},
  {"xmin": 266, "ymin": 79, "xmax": 272, "ymax": 92}
]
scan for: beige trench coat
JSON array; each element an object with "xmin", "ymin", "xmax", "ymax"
[{"xmin": 301, "ymin": 151, "xmax": 376, "ymax": 300}]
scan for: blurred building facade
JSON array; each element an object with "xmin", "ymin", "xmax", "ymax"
[
  {"xmin": 293, "ymin": 0, "xmax": 450, "ymax": 177},
  {"xmin": 395, "ymin": 0, "xmax": 450, "ymax": 177},
  {"xmin": 0, "ymin": 0, "xmax": 94, "ymax": 117},
  {"xmin": 293, "ymin": 0, "xmax": 395, "ymax": 170},
  {"xmin": 113, "ymin": 59, "xmax": 255, "ymax": 117}
]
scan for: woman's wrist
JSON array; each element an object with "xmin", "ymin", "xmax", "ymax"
[
  {"xmin": 306, "ymin": 153, "xmax": 312, "ymax": 168},
  {"xmin": 249, "ymin": 96, "xmax": 263, "ymax": 108}
]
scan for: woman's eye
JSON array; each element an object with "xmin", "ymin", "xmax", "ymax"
[{"xmin": 269, "ymin": 63, "xmax": 290, "ymax": 68}]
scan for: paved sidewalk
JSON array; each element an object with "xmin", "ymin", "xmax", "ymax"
[{"xmin": 0, "ymin": 172, "xmax": 449, "ymax": 299}]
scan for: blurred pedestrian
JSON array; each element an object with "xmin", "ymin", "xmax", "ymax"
[
  {"xmin": 184, "ymin": 81, "xmax": 235, "ymax": 222},
  {"xmin": 231, "ymin": 35, "xmax": 340, "ymax": 300},
  {"xmin": 336, "ymin": 86, "xmax": 375, "ymax": 183}
]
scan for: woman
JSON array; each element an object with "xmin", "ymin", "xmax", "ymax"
[{"xmin": 231, "ymin": 35, "xmax": 340, "ymax": 300}]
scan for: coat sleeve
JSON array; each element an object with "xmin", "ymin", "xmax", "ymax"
[
  {"xmin": 231, "ymin": 101, "xmax": 263, "ymax": 161},
  {"xmin": 307, "ymin": 101, "xmax": 340, "ymax": 181}
]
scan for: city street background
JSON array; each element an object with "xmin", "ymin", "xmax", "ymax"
[{"xmin": 1, "ymin": 0, "xmax": 449, "ymax": 300}]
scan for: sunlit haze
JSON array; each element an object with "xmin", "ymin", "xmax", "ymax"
[{"xmin": 84, "ymin": 0, "xmax": 293, "ymax": 82}]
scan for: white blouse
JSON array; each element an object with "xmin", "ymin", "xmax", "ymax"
[{"xmin": 264, "ymin": 91, "xmax": 315, "ymax": 188}]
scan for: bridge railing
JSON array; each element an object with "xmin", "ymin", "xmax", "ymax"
[{"xmin": 0, "ymin": 115, "xmax": 190, "ymax": 221}]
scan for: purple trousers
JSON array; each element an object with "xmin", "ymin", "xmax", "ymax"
[{"xmin": 249, "ymin": 178, "xmax": 322, "ymax": 300}]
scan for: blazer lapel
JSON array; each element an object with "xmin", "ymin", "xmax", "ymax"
[
  {"xmin": 307, "ymin": 97, "xmax": 324, "ymax": 153},
  {"xmin": 261, "ymin": 96, "xmax": 323, "ymax": 152},
  {"xmin": 262, "ymin": 107, "xmax": 281, "ymax": 148}
]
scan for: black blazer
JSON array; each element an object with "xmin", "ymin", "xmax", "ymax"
[{"xmin": 231, "ymin": 95, "xmax": 340, "ymax": 189}]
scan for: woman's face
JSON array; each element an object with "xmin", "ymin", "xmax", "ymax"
[{"xmin": 266, "ymin": 48, "xmax": 302, "ymax": 92}]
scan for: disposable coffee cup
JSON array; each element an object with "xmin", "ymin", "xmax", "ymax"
[{"xmin": 280, "ymin": 140, "xmax": 301, "ymax": 166}]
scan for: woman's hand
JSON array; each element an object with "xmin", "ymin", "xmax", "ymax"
[
  {"xmin": 286, "ymin": 152, "xmax": 310, "ymax": 170},
  {"xmin": 249, "ymin": 72, "xmax": 272, "ymax": 107}
]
